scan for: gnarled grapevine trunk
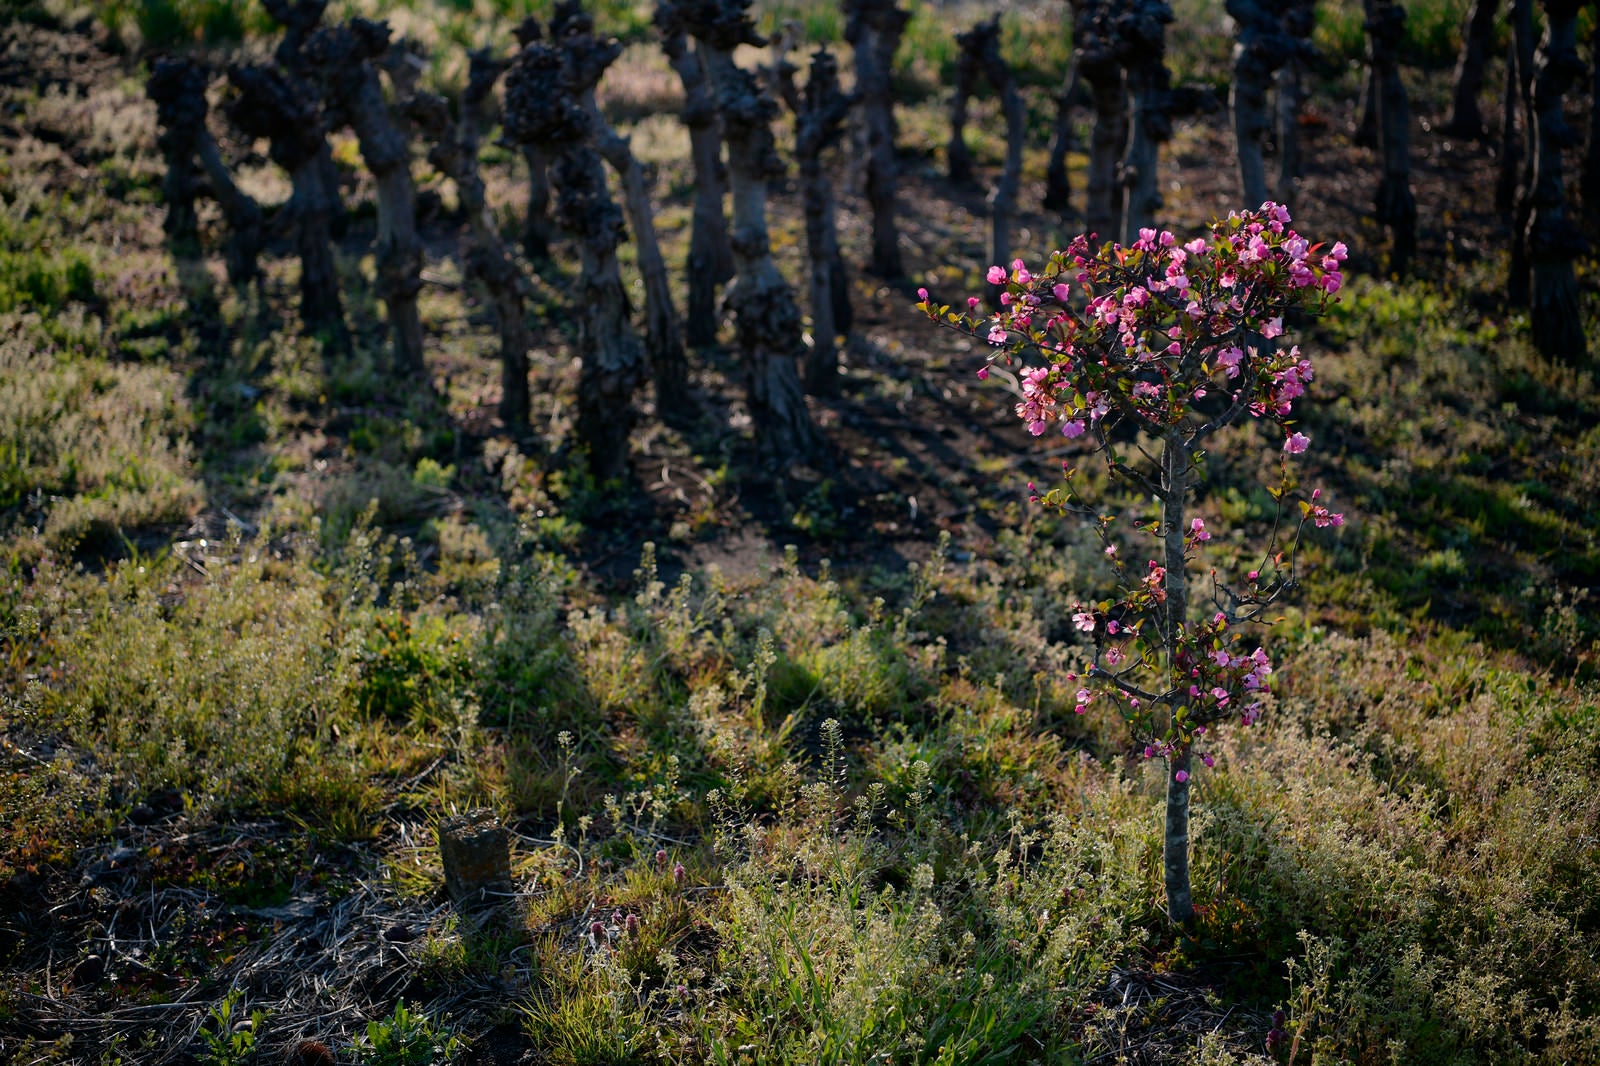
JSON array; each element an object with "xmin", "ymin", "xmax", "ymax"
[
  {"xmin": 1364, "ymin": 0, "xmax": 1416, "ymax": 275},
  {"xmin": 1525, "ymin": 0, "xmax": 1588, "ymax": 360},
  {"xmin": 947, "ymin": 21, "xmax": 982, "ymax": 187},
  {"xmin": 1075, "ymin": 0, "xmax": 1128, "ymax": 246},
  {"xmin": 1228, "ymin": 0, "xmax": 1288, "ymax": 210},
  {"xmin": 307, "ymin": 18, "xmax": 426, "ymax": 375},
  {"xmin": 951, "ymin": 18, "xmax": 1026, "ymax": 307},
  {"xmin": 796, "ymin": 48, "xmax": 857, "ymax": 395},
  {"xmin": 513, "ymin": 18, "xmax": 556, "ymax": 264},
  {"xmin": 552, "ymin": 4, "xmax": 691, "ymax": 416},
  {"xmin": 148, "ymin": 58, "xmax": 264, "ymax": 293},
  {"xmin": 1444, "ymin": 0, "xmax": 1499, "ymax": 138},
  {"xmin": 261, "ymin": 0, "xmax": 345, "ymax": 238},
  {"xmin": 227, "ymin": 63, "xmax": 345, "ymax": 337},
  {"xmin": 656, "ymin": 4, "xmax": 735, "ymax": 348},
  {"xmin": 764, "ymin": 20, "xmax": 804, "ymax": 113},
  {"xmin": 1043, "ymin": 61, "xmax": 1080, "ymax": 214},
  {"xmin": 408, "ymin": 55, "xmax": 532, "ymax": 432},
  {"xmin": 505, "ymin": 42, "xmax": 645, "ymax": 481},
  {"xmin": 1275, "ymin": 0, "xmax": 1317, "ymax": 206},
  {"xmin": 1120, "ymin": 0, "xmax": 1175, "ymax": 243},
  {"xmin": 147, "ymin": 58, "xmax": 204, "ymax": 262},
  {"xmin": 846, "ymin": 0, "xmax": 909, "ymax": 278},
  {"xmin": 673, "ymin": 0, "xmax": 823, "ymax": 467}
]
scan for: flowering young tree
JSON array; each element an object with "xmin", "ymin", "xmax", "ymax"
[{"xmin": 919, "ymin": 204, "xmax": 1346, "ymax": 924}]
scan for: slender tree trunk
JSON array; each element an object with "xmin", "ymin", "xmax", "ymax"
[
  {"xmin": 677, "ymin": 0, "xmax": 823, "ymax": 467},
  {"xmin": 1044, "ymin": 61, "xmax": 1080, "ymax": 213},
  {"xmin": 308, "ymin": 19, "xmax": 425, "ymax": 374},
  {"xmin": 658, "ymin": 16, "xmax": 735, "ymax": 347},
  {"xmin": 1160, "ymin": 436, "xmax": 1194, "ymax": 927},
  {"xmin": 407, "ymin": 56, "xmax": 532, "ymax": 431},
  {"xmin": 847, "ymin": 0, "xmax": 909, "ymax": 278},
  {"xmin": 1444, "ymin": 0, "xmax": 1499, "ymax": 137},
  {"xmin": 227, "ymin": 62, "xmax": 345, "ymax": 337},
  {"xmin": 1526, "ymin": 0, "xmax": 1588, "ymax": 360},
  {"xmin": 797, "ymin": 49, "xmax": 856, "ymax": 395},
  {"xmin": 1365, "ymin": 0, "xmax": 1417, "ymax": 275}
]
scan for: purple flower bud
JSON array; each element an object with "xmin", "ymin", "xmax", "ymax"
[
  {"xmin": 590, "ymin": 920, "xmax": 607, "ymax": 944},
  {"xmin": 655, "ymin": 849, "xmax": 668, "ymax": 867},
  {"xmin": 625, "ymin": 913, "xmax": 639, "ymax": 935},
  {"xmin": 673, "ymin": 863, "xmax": 686, "ymax": 885}
]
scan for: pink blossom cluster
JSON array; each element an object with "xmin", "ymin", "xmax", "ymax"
[
  {"xmin": 920, "ymin": 203, "xmax": 1347, "ymax": 458},
  {"xmin": 916, "ymin": 203, "xmax": 1349, "ymax": 782}
]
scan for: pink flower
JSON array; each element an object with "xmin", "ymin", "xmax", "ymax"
[
  {"xmin": 1072, "ymin": 611, "xmax": 1096, "ymax": 632},
  {"xmin": 1106, "ymin": 620, "xmax": 1120, "ymax": 634},
  {"xmin": 975, "ymin": 366, "xmax": 989, "ymax": 380},
  {"xmin": 1174, "ymin": 770, "xmax": 1190, "ymax": 783},
  {"xmin": 1053, "ymin": 282, "xmax": 1071, "ymax": 301},
  {"xmin": 987, "ymin": 325, "xmax": 1008, "ymax": 346},
  {"xmin": 1201, "ymin": 753, "xmax": 1215, "ymax": 768},
  {"xmin": 987, "ymin": 265, "xmax": 1007, "ymax": 285},
  {"xmin": 917, "ymin": 287, "xmax": 929, "ymax": 302},
  {"xmin": 1216, "ymin": 346, "xmax": 1244, "ymax": 378},
  {"xmin": 1105, "ymin": 646, "xmax": 1125, "ymax": 666},
  {"xmin": 1060, "ymin": 418, "xmax": 1086, "ymax": 438},
  {"xmin": 1284, "ymin": 432, "xmax": 1310, "ymax": 454},
  {"xmin": 1190, "ymin": 517, "xmax": 1210, "ymax": 541}
]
